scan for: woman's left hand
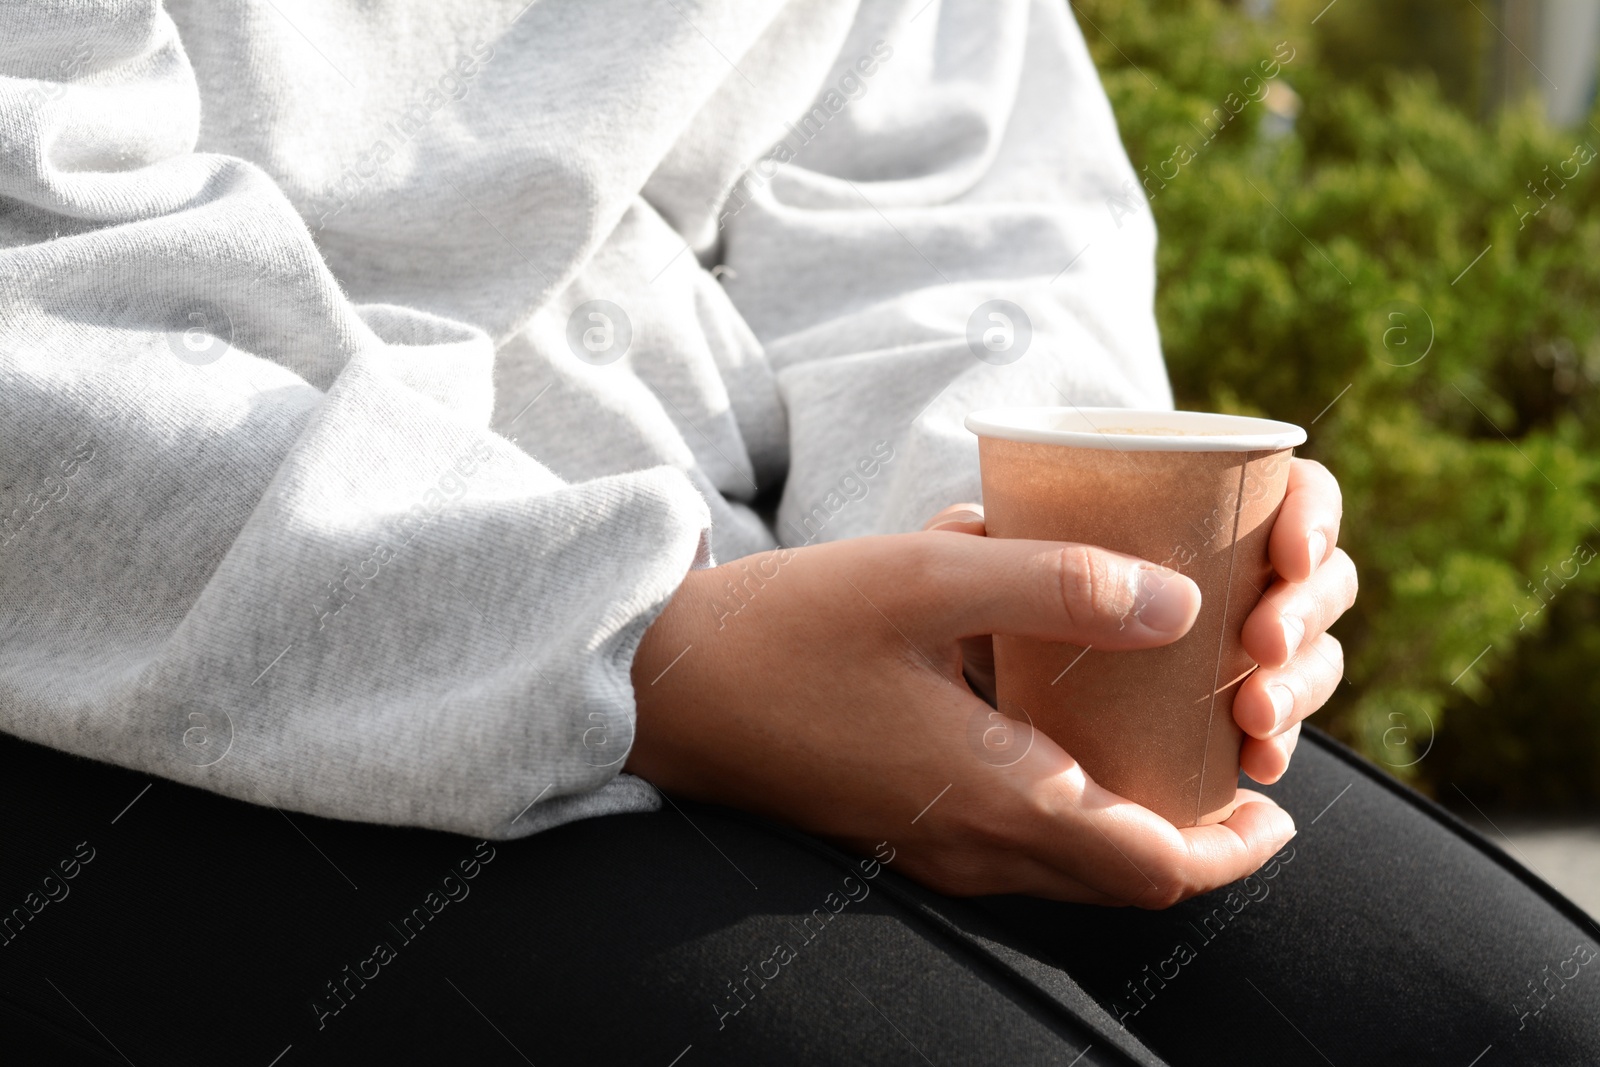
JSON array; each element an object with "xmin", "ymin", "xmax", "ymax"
[{"xmin": 925, "ymin": 456, "xmax": 1356, "ymax": 790}]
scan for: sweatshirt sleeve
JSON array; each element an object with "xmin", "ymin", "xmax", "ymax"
[
  {"xmin": 0, "ymin": 3, "xmax": 710, "ymax": 837},
  {"xmin": 718, "ymin": 0, "xmax": 1173, "ymax": 543}
]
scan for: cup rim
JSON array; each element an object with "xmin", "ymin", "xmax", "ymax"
[{"xmin": 964, "ymin": 406, "xmax": 1307, "ymax": 452}]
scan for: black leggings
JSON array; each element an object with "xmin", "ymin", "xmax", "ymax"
[{"xmin": 3, "ymin": 727, "xmax": 1597, "ymax": 1066}]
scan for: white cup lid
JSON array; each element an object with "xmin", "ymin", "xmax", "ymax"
[{"xmin": 964, "ymin": 406, "xmax": 1307, "ymax": 452}]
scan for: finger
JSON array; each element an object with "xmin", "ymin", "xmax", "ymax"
[
  {"xmin": 904, "ymin": 531, "xmax": 1203, "ymax": 650},
  {"xmin": 1269, "ymin": 458, "xmax": 1343, "ymax": 583},
  {"xmin": 1241, "ymin": 548, "xmax": 1357, "ymax": 667},
  {"xmin": 1158, "ymin": 794, "xmax": 1298, "ymax": 905},
  {"xmin": 1204, "ymin": 786, "xmax": 1283, "ymax": 821},
  {"xmin": 1234, "ymin": 632, "xmax": 1345, "ymax": 739},
  {"xmin": 1026, "ymin": 764, "xmax": 1294, "ymax": 908},
  {"xmin": 924, "ymin": 502, "xmax": 986, "ymax": 534},
  {"xmin": 1241, "ymin": 721, "xmax": 1302, "ymax": 785},
  {"xmin": 1083, "ymin": 793, "xmax": 1294, "ymax": 908}
]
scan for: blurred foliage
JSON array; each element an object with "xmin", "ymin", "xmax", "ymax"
[
  {"xmin": 1073, "ymin": 0, "xmax": 1600, "ymax": 812},
  {"xmin": 1303, "ymin": 0, "xmax": 1489, "ymax": 115}
]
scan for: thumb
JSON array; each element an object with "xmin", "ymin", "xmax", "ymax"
[{"xmin": 907, "ymin": 530, "xmax": 1202, "ymax": 651}]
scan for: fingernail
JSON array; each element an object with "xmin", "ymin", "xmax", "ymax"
[
  {"xmin": 1307, "ymin": 530, "xmax": 1328, "ymax": 574},
  {"xmin": 1281, "ymin": 615, "xmax": 1305, "ymax": 659},
  {"xmin": 1267, "ymin": 684, "xmax": 1294, "ymax": 731},
  {"xmin": 1136, "ymin": 568, "xmax": 1198, "ymax": 633},
  {"xmin": 929, "ymin": 510, "xmax": 983, "ymax": 531}
]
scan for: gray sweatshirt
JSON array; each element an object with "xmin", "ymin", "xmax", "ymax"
[{"xmin": 0, "ymin": 0, "xmax": 1168, "ymax": 838}]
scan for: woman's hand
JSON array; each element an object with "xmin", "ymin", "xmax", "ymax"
[
  {"xmin": 925, "ymin": 456, "xmax": 1356, "ymax": 790},
  {"xmin": 626, "ymin": 528, "xmax": 1298, "ymax": 907}
]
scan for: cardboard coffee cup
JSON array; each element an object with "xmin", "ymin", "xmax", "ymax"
[{"xmin": 965, "ymin": 407, "xmax": 1306, "ymax": 827}]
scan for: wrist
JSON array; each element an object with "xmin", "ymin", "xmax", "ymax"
[{"xmin": 624, "ymin": 564, "xmax": 718, "ymax": 781}]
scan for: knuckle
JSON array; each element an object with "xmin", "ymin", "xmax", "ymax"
[{"xmin": 1055, "ymin": 544, "xmax": 1117, "ymax": 627}]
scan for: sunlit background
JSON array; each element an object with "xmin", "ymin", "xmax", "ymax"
[{"xmin": 1071, "ymin": 0, "xmax": 1600, "ymax": 909}]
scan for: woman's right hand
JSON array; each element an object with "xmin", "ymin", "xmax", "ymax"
[{"xmin": 625, "ymin": 529, "xmax": 1297, "ymax": 907}]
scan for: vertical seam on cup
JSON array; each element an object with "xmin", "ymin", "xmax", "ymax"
[{"xmin": 1194, "ymin": 458, "xmax": 1251, "ymax": 826}]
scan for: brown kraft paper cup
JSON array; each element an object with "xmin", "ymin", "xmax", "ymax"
[{"xmin": 965, "ymin": 407, "xmax": 1306, "ymax": 827}]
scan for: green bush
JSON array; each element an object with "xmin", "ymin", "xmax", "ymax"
[{"xmin": 1073, "ymin": 0, "xmax": 1600, "ymax": 811}]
